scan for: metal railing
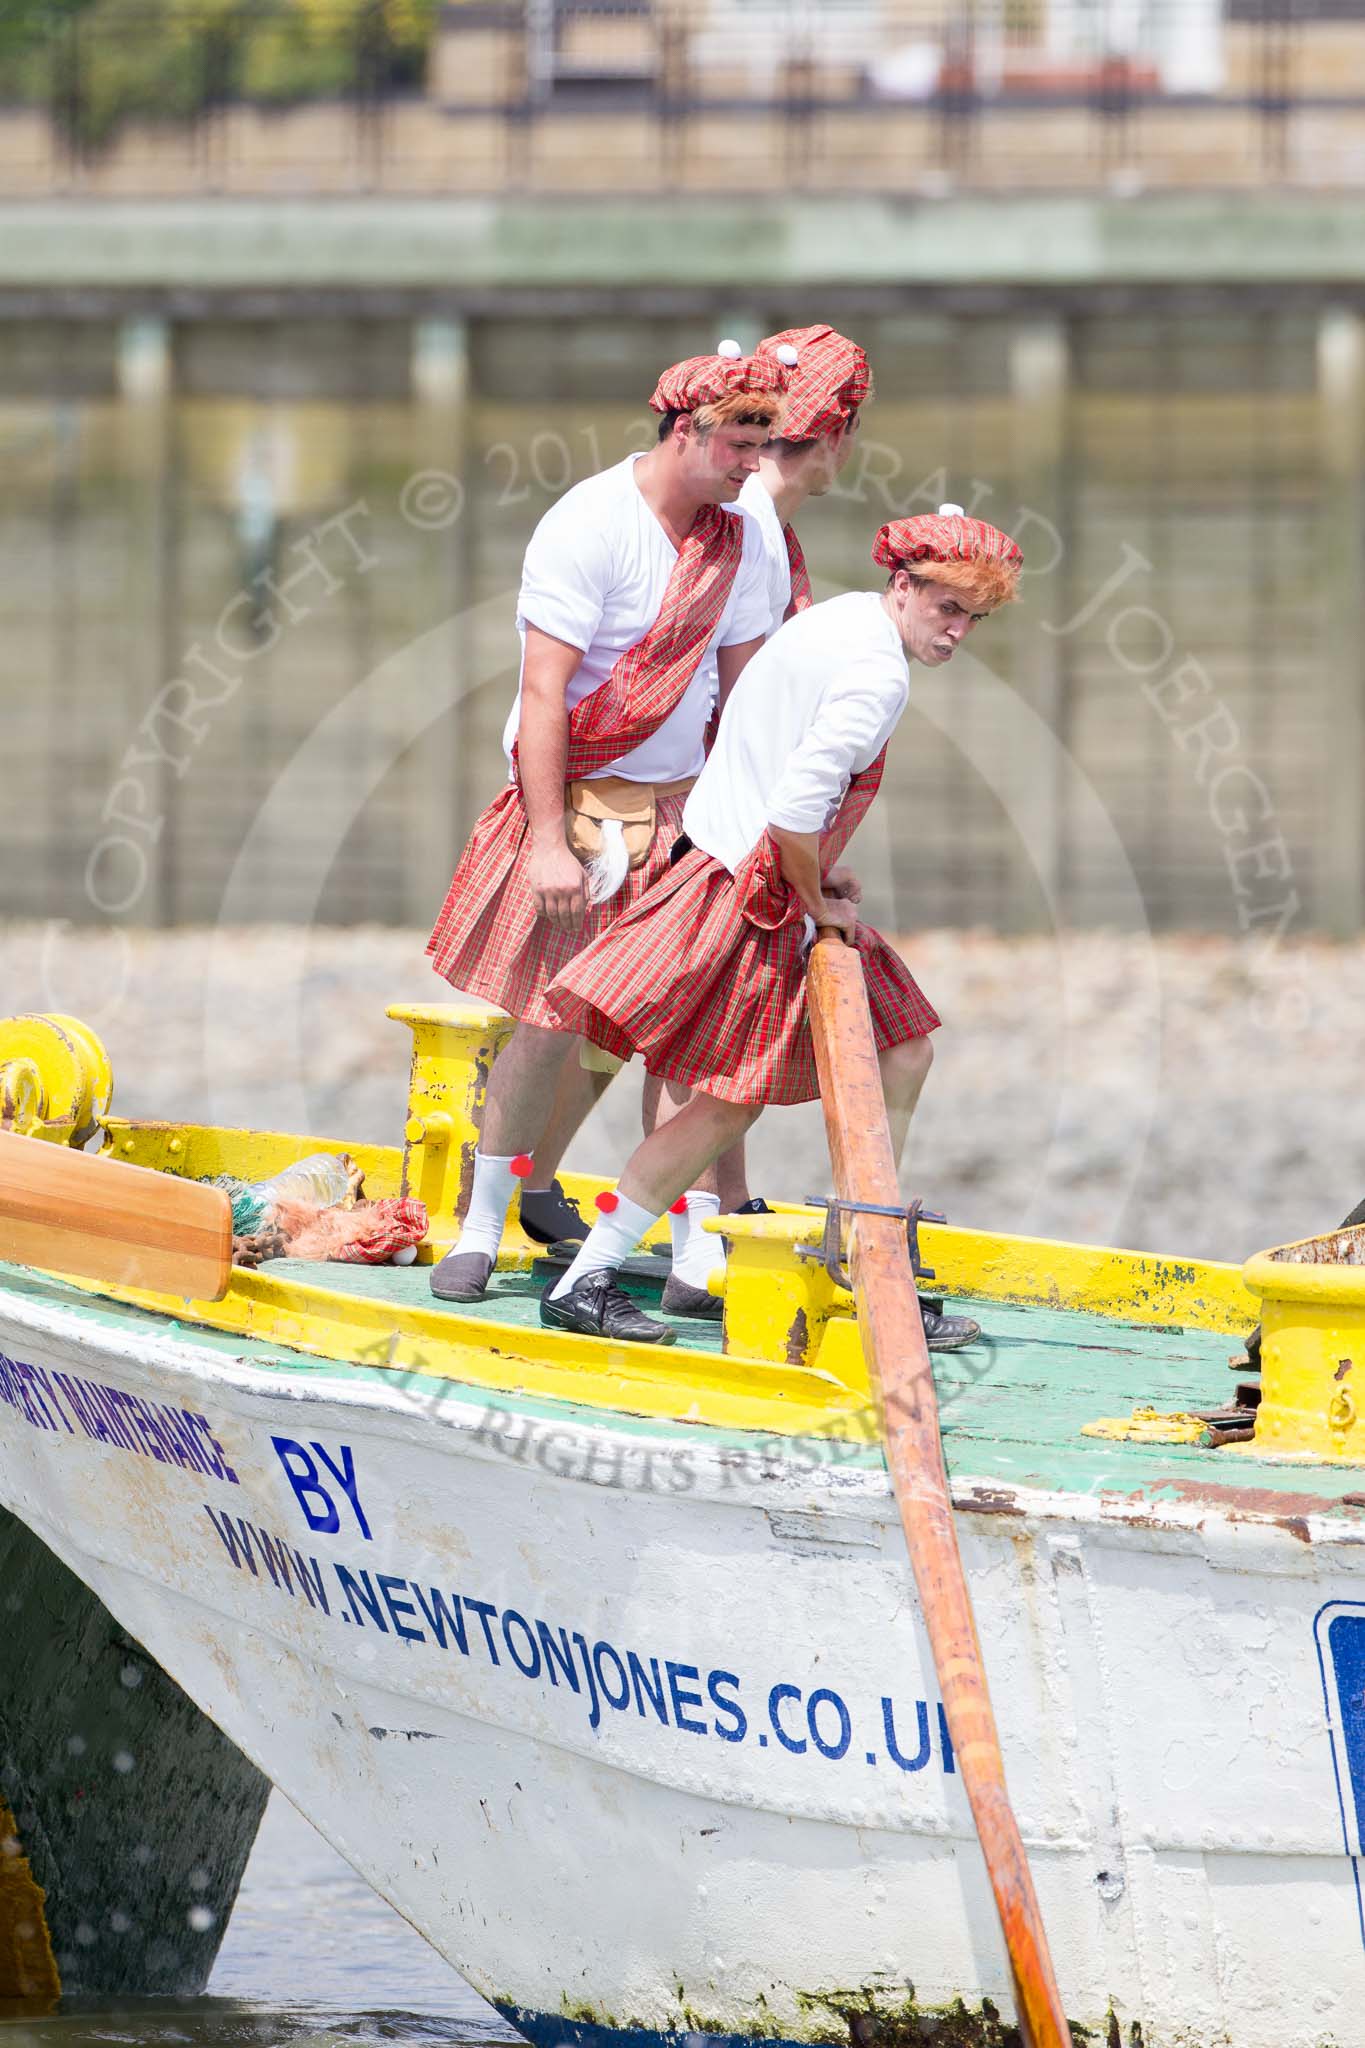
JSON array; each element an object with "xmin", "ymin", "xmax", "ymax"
[{"xmin": 5, "ymin": 1, "xmax": 1365, "ymax": 194}]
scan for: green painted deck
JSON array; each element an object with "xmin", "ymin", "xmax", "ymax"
[
  {"xmin": 297, "ymin": 1254, "xmax": 730, "ymax": 1346},
  {"xmin": 2, "ymin": 1258, "xmax": 1360, "ymax": 1515}
]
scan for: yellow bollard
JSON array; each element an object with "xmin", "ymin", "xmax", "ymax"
[
  {"xmin": 719, "ymin": 1210, "xmax": 850, "ymax": 1371},
  {"xmin": 386, "ymin": 1004, "xmax": 515, "ymax": 1239},
  {"xmin": 1243, "ymin": 1228, "xmax": 1365, "ymax": 1462}
]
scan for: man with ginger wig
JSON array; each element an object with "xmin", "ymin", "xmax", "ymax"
[
  {"xmin": 541, "ymin": 506, "xmax": 1024, "ymax": 1346},
  {"xmin": 425, "ymin": 341, "xmax": 787, "ymax": 1304},
  {"xmin": 652, "ymin": 324, "xmax": 874, "ymax": 1300}
]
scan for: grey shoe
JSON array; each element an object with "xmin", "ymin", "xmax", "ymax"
[
  {"xmin": 920, "ymin": 1298, "xmax": 981, "ymax": 1350},
  {"xmin": 430, "ymin": 1249, "xmax": 494, "ymax": 1303},
  {"xmin": 660, "ymin": 1273, "xmax": 723, "ymax": 1320}
]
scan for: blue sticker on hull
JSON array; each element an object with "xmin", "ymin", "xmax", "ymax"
[{"xmin": 1314, "ymin": 1600, "xmax": 1365, "ymax": 1951}]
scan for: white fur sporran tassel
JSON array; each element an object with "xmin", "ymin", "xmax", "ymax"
[{"xmin": 584, "ymin": 819, "xmax": 630, "ymax": 905}]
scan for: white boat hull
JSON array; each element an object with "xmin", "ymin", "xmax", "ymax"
[{"xmin": 3, "ymin": 1282, "xmax": 1364, "ymax": 2048}]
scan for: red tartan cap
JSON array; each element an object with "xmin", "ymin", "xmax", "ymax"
[
  {"xmin": 874, "ymin": 504, "xmax": 1023, "ymax": 609},
  {"xmin": 650, "ymin": 339, "xmax": 790, "ymax": 421},
  {"xmin": 760, "ymin": 323, "xmax": 871, "ymax": 440}
]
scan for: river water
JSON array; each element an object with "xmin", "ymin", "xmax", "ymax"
[
  {"xmin": 0, "ymin": 1795, "xmax": 514, "ymax": 2048},
  {"xmin": 0, "ymin": 301, "xmax": 1341, "ymax": 938}
]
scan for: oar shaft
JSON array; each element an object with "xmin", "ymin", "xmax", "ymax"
[{"xmin": 806, "ymin": 934, "xmax": 1069, "ymax": 2048}]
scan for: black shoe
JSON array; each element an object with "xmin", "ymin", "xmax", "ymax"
[
  {"xmin": 653, "ymin": 1195, "xmax": 769, "ymax": 1259},
  {"xmin": 540, "ymin": 1271, "xmax": 677, "ymax": 1345},
  {"xmin": 519, "ymin": 1179, "xmax": 589, "ymax": 1245},
  {"xmin": 430, "ymin": 1249, "xmax": 494, "ymax": 1303},
  {"xmin": 660, "ymin": 1273, "xmax": 723, "ymax": 1320},
  {"xmin": 920, "ymin": 1297, "xmax": 981, "ymax": 1351}
]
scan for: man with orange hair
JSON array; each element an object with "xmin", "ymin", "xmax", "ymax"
[
  {"xmin": 541, "ymin": 507, "xmax": 1023, "ymax": 1345},
  {"xmin": 425, "ymin": 342, "xmax": 786, "ymax": 1304},
  {"xmin": 656, "ymin": 323, "xmax": 873, "ymax": 1303}
]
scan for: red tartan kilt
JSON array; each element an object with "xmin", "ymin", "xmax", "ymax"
[
  {"xmin": 544, "ymin": 849, "xmax": 940, "ymax": 1106},
  {"xmin": 426, "ymin": 785, "xmax": 691, "ymax": 1028}
]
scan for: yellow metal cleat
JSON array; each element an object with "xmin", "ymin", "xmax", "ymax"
[{"xmin": 0, "ymin": 1013, "xmax": 113, "ymax": 1146}]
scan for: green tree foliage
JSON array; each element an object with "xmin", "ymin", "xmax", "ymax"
[{"xmin": 1, "ymin": 0, "xmax": 438, "ymax": 144}]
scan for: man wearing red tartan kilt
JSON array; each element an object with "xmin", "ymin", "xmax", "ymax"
[
  {"xmin": 540, "ymin": 506, "xmax": 1025, "ymax": 1347},
  {"xmin": 426, "ymin": 342, "xmax": 787, "ymax": 1303},
  {"xmin": 657, "ymin": 323, "xmax": 874, "ymax": 1229}
]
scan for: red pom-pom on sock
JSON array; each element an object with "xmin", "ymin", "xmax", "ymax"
[
  {"xmin": 595, "ymin": 1190, "xmax": 619, "ymax": 1214},
  {"xmin": 510, "ymin": 1154, "xmax": 534, "ymax": 1178},
  {"xmin": 669, "ymin": 1197, "xmax": 688, "ymax": 1215}
]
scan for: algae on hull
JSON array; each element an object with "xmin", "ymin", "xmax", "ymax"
[
  {"xmin": 795, "ymin": 1982, "xmax": 1103, "ymax": 2048},
  {"xmin": 531, "ymin": 1980, "xmax": 1107, "ymax": 2048}
]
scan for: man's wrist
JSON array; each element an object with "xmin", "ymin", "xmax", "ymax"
[{"xmin": 529, "ymin": 821, "xmax": 570, "ymax": 852}]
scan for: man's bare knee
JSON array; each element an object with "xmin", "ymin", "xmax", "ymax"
[
  {"xmin": 717, "ymin": 1098, "xmax": 763, "ymax": 1139},
  {"xmin": 688, "ymin": 1091, "xmax": 760, "ymax": 1144},
  {"xmin": 881, "ymin": 1033, "xmax": 933, "ymax": 1103}
]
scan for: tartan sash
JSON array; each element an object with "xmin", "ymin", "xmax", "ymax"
[
  {"xmin": 733, "ymin": 746, "xmax": 888, "ymax": 932},
  {"xmin": 516, "ymin": 501, "xmax": 746, "ymax": 783},
  {"xmin": 784, "ymin": 523, "xmax": 813, "ymax": 615}
]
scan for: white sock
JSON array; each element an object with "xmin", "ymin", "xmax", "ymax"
[
  {"xmin": 453, "ymin": 1153, "xmax": 519, "ymax": 1261},
  {"xmin": 671, "ymin": 1189, "xmax": 723, "ymax": 1290},
  {"xmin": 550, "ymin": 1194, "xmax": 659, "ymax": 1300},
  {"xmin": 668, "ymin": 1198, "xmax": 693, "ymax": 1263}
]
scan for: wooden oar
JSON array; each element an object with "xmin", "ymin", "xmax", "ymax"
[
  {"xmin": 807, "ymin": 930, "xmax": 1070, "ymax": 2048},
  {"xmin": 0, "ymin": 1130, "xmax": 232, "ymax": 1302}
]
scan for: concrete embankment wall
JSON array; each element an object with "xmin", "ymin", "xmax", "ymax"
[{"xmin": 4, "ymin": 193, "xmax": 1365, "ymax": 937}]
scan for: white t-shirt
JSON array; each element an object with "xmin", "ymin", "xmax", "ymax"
[
  {"xmin": 694, "ymin": 475, "xmax": 792, "ymax": 713},
  {"xmin": 737, "ymin": 471, "xmax": 794, "ymax": 633},
  {"xmin": 683, "ymin": 590, "xmax": 910, "ymax": 875},
  {"xmin": 503, "ymin": 456, "xmax": 772, "ymax": 784}
]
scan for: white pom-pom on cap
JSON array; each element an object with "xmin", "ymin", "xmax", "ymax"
[
  {"xmin": 716, "ymin": 338, "xmax": 744, "ymax": 360},
  {"xmin": 938, "ymin": 502, "xmax": 966, "ymax": 518},
  {"xmin": 776, "ymin": 344, "xmax": 800, "ymax": 368},
  {"xmin": 392, "ymin": 1244, "xmax": 418, "ymax": 1266}
]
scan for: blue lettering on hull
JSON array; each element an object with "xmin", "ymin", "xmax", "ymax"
[
  {"xmin": 271, "ymin": 1435, "xmax": 372, "ymax": 1538},
  {"xmin": 0, "ymin": 1349, "xmax": 238, "ymax": 1482},
  {"xmin": 200, "ymin": 1512, "xmax": 956, "ymax": 1780}
]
